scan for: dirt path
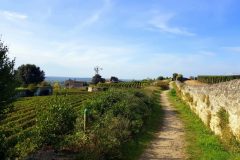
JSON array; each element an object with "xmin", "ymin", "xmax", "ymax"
[{"xmin": 139, "ymin": 90, "xmax": 186, "ymax": 160}]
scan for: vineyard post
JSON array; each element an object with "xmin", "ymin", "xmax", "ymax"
[{"xmin": 84, "ymin": 108, "xmax": 88, "ymax": 132}]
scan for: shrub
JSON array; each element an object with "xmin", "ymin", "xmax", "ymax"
[
  {"xmin": 53, "ymin": 82, "xmax": 61, "ymax": 93},
  {"xmin": 155, "ymin": 81, "xmax": 169, "ymax": 90},
  {"xmin": 63, "ymin": 89, "xmax": 153, "ymax": 159},
  {"xmin": 0, "ymin": 129, "xmax": 7, "ymax": 158},
  {"xmin": 172, "ymin": 73, "xmax": 178, "ymax": 81},
  {"xmin": 217, "ymin": 108, "xmax": 240, "ymax": 151},
  {"xmin": 197, "ymin": 75, "xmax": 240, "ymax": 84},
  {"xmin": 176, "ymin": 74, "xmax": 183, "ymax": 82},
  {"xmin": 36, "ymin": 96, "xmax": 77, "ymax": 147},
  {"xmin": 92, "ymin": 74, "xmax": 105, "ymax": 84},
  {"xmin": 157, "ymin": 76, "xmax": 164, "ymax": 80}
]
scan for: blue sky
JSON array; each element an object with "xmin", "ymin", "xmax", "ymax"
[{"xmin": 0, "ymin": 0, "xmax": 240, "ymax": 79}]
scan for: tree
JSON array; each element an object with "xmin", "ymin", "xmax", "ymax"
[
  {"xmin": 0, "ymin": 39, "xmax": 17, "ymax": 114},
  {"xmin": 176, "ymin": 74, "xmax": 183, "ymax": 81},
  {"xmin": 157, "ymin": 76, "xmax": 164, "ymax": 80},
  {"xmin": 17, "ymin": 64, "xmax": 45, "ymax": 85},
  {"xmin": 110, "ymin": 76, "xmax": 119, "ymax": 83},
  {"xmin": 92, "ymin": 74, "xmax": 105, "ymax": 84},
  {"xmin": 92, "ymin": 66, "xmax": 105, "ymax": 84},
  {"xmin": 172, "ymin": 73, "xmax": 178, "ymax": 81},
  {"xmin": 189, "ymin": 76, "xmax": 195, "ymax": 80}
]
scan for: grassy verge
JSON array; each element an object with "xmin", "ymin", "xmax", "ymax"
[
  {"xmin": 121, "ymin": 88, "xmax": 164, "ymax": 160},
  {"xmin": 168, "ymin": 88, "xmax": 240, "ymax": 160}
]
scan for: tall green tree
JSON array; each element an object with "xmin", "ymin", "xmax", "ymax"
[
  {"xmin": 110, "ymin": 76, "xmax": 119, "ymax": 82},
  {"xmin": 172, "ymin": 73, "xmax": 178, "ymax": 81},
  {"xmin": 17, "ymin": 64, "xmax": 45, "ymax": 85},
  {"xmin": 92, "ymin": 74, "xmax": 105, "ymax": 84},
  {"xmin": 0, "ymin": 39, "xmax": 17, "ymax": 114},
  {"xmin": 176, "ymin": 74, "xmax": 183, "ymax": 82},
  {"xmin": 157, "ymin": 76, "xmax": 164, "ymax": 80},
  {"xmin": 92, "ymin": 66, "xmax": 105, "ymax": 84}
]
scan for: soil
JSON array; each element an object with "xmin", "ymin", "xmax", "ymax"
[{"xmin": 139, "ymin": 90, "xmax": 186, "ymax": 160}]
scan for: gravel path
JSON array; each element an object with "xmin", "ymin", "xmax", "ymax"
[{"xmin": 139, "ymin": 90, "xmax": 186, "ymax": 160}]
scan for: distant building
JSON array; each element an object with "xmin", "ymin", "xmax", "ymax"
[
  {"xmin": 65, "ymin": 79, "xmax": 87, "ymax": 88},
  {"xmin": 88, "ymin": 86, "xmax": 93, "ymax": 92}
]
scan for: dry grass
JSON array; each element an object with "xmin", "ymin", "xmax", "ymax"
[
  {"xmin": 184, "ymin": 80, "xmax": 207, "ymax": 86},
  {"xmin": 154, "ymin": 80, "xmax": 170, "ymax": 90}
]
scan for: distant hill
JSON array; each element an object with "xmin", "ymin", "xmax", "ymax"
[{"xmin": 45, "ymin": 76, "xmax": 92, "ymax": 83}]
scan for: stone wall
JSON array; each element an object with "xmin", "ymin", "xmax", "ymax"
[{"xmin": 175, "ymin": 80, "xmax": 240, "ymax": 141}]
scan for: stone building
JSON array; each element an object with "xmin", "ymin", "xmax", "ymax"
[{"xmin": 64, "ymin": 79, "xmax": 86, "ymax": 88}]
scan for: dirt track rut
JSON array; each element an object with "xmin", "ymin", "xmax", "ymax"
[{"xmin": 139, "ymin": 90, "xmax": 186, "ymax": 160}]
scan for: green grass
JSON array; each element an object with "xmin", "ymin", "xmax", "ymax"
[
  {"xmin": 168, "ymin": 89, "xmax": 240, "ymax": 160},
  {"xmin": 121, "ymin": 88, "xmax": 164, "ymax": 160}
]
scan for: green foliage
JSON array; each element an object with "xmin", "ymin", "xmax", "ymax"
[
  {"xmin": 121, "ymin": 89, "xmax": 163, "ymax": 160},
  {"xmin": 141, "ymin": 78, "xmax": 154, "ymax": 83},
  {"xmin": 172, "ymin": 73, "xmax": 184, "ymax": 82},
  {"xmin": 36, "ymin": 96, "xmax": 77, "ymax": 146},
  {"xmin": 38, "ymin": 81, "xmax": 51, "ymax": 87},
  {"xmin": 155, "ymin": 80, "xmax": 169, "ymax": 90},
  {"xmin": 28, "ymin": 84, "xmax": 37, "ymax": 92},
  {"xmin": 172, "ymin": 73, "xmax": 178, "ymax": 81},
  {"xmin": 0, "ymin": 39, "xmax": 17, "ymax": 114},
  {"xmin": 217, "ymin": 108, "xmax": 229, "ymax": 130},
  {"xmin": 217, "ymin": 108, "xmax": 240, "ymax": 152},
  {"xmin": 0, "ymin": 87, "xmax": 155, "ymax": 159},
  {"xmin": 53, "ymin": 82, "xmax": 61, "ymax": 90},
  {"xmin": 157, "ymin": 76, "xmax": 164, "ymax": 80},
  {"xmin": 62, "ymin": 89, "xmax": 154, "ymax": 159},
  {"xmin": 0, "ymin": 92, "xmax": 92, "ymax": 159},
  {"xmin": 110, "ymin": 76, "xmax": 119, "ymax": 82},
  {"xmin": 92, "ymin": 74, "xmax": 105, "ymax": 84},
  {"xmin": 176, "ymin": 74, "xmax": 183, "ymax": 81},
  {"xmin": 197, "ymin": 75, "xmax": 240, "ymax": 84},
  {"xmin": 0, "ymin": 129, "xmax": 7, "ymax": 158},
  {"xmin": 53, "ymin": 82, "xmax": 61, "ymax": 94},
  {"xmin": 185, "ymin": 92, "xmax": 193, "ymax": 103},
  {"xmin": 17, "ymin": 64, "xmax": 45, "ymax": 85},
  {"xmin": 97, "ymin": 81, "xmax": 149, "ymax": 88}
]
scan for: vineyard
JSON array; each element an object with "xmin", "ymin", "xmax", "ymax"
[
  {"xmin": 0, "ymin": 87, "xmax": 158, "ymax": 159},
  {"xmin": 0, "ymin": 91, "xmax": 94, "ymax": 158},
  {"xmin": 197, "ymin": 75, "xmax": 240, "ymax": 84},
  {"xmin": 97, "ymin": 81, "xmax": 150, "ymax": 88}
]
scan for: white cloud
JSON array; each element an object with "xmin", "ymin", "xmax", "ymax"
[
  {"xmin": 0, "ymin": 10, "xmax": 27, "ymax": 21},
  {"xmin": 149, "ymin": 13, "xmax": 195, "ymax": 36},
  {"xmin": 73, "ymin": 0, "xmax": 112, "ymax": 29},
  {"xmin": 81, "ymin": 12, "xmax": 101, "ymax": 27},
  {"xmin": 9, "ymin": 39, "xmax": 137, "ymax": 77},
  {"xmin": 8, "ymin": 37, "xmax": 240, "ymax": 79},
  {"xmin": 198, "ymin": 50, "xmax": 216, "ymax": 56},
  {"xmin": 223, "ymin": 46, "xmax": 240, "ymax": 53}
]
